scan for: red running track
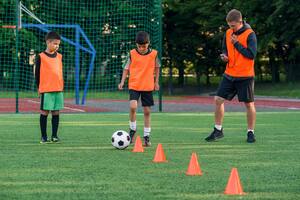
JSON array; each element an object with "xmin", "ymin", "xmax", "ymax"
[{"xmin": 0, "ymin": 96, "xmax": 300, "ymax": 113}]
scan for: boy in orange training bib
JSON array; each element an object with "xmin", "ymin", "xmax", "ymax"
[
  {"xmin": 35, "ymin": 31, "xmax": 64, "ymax": 143},
  {"xmin": 118, "ymin": 31, "xmax": 160, "ymax": 147}
]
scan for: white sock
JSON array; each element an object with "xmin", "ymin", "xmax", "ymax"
[
  {"xmin": 248, "ymin": 129, "xmax": 254, "ymax": 133},
  {"xmin": 129, "ymin": 121, "xmax": 136, "ymax": 131},
  {"xmin": 144, "ymin": 127, "xmax": 151, "ymax": 137},
  {"xmin": 215, "ymin": 125, "xmax": 222, "ymax": 131}
]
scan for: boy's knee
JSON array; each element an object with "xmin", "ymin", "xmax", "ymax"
[
  {"xmin": 41, "ymin": 110, "xmax": 49, "ymax": 115},
  {"xmin": 130, "ymin": 105, "xmax": 137, "ymax": 112},
  {"xmin": 130, "ymin": 100, "xmax": 137, "ymax": 108},
  {"xmin": 51, "ymin": 110, "xmax": 59, "ymax": 115},
  {"xmin": 143, "ymin": 107, "xmax": 151, "ymax": 115}
]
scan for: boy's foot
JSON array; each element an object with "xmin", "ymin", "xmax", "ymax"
[
  {"xmin": 40, "ymin": 137, "xmax": 50, "ymax": 144},
  {"xmin": 143, "ymin": 136, "xmax": 151, "ymax": 147},
  {"xmin": 129, "ymin": 129, "xmax": 136, "ymax": 143},
  {"xmin": 247, "ymin": 131, "xmax": 256, "ymax": 143},
  {"xmin": 205, "ymin": 128, "xmax": 224, "ymax": 142},
  {"xmin": 51, "ymin": 136, "xmax": 60, "ymax": 143}
]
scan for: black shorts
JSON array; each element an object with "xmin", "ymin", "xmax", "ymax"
[
  {"xmin": 216, "ymin": 75, "xmax": 255, "ymax": 102},
  {"xmin": 129, "ymin": 90, "xmax": 154, "ymax": 107}
]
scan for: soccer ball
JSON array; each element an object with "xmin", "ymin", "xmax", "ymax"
[{"xmin": 111, "ymin": 130, "xmax": 130, "ymax": 150}]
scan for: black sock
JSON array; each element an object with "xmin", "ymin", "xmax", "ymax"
[
  {"xmin": 52, "ymin": 115, "xmax": 59, "ymax": 138},
  {"xmin": 40, "ymin": 114, "xmax": 48, "ymax": 138}
]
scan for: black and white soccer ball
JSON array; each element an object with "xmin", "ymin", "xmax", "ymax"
[{"xmin": 111, "ymin": 130, "xmax": 130, "ymax": 150}]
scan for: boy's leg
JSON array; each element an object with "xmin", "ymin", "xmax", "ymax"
[
  {"xmin": 141, "ymin": 92, "xmax": 154, "ymax": 146},
  {"xmin": 143, "ymin": 106, "xmax": 151, "ymax": 132},
  {"xmin": 129, "ymin": 89, "xmax": 140, "ymax": 124},
  {"xmin": 129, "ymin": 100, "xmax": 138, "ymax": 125},
  {"xmin": 50, "ymin": 92, "xmax": 63, "ymax": 142},
  {"xmin": 40, "ymin": 110, "xmax": 49, "ymax": 143},
  {"xmin": 51, "ymin": 110, "xmax": 60, "ymax": 142},
  {"xmin": 143, "ymin": 106, "xmax": 151, "ymax": 146},
  {"xmin": 129, "ymin": 100, "xmax": 138, "ymax": 142},
  {"xmin": 129, "ymin": 90, "xmax": 140, "ymax": 142}
]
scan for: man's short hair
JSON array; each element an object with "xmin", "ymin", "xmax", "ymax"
[
  {"xmin": 135, "ymin": 31, "xmax": 150, "ymax": 44},
  {"xmin": 45, "ymin": 31, "xmax": 61, "ymax": 41},
  {"xmin": 226, "ymin": 9, "xmax": 242, "ymax": 22}
]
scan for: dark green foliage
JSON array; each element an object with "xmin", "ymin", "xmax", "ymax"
[
  {"xmin": 162, "ymin": 0, "xmax": 300, "ymax": 85},
  {"xmin": 0, "ymin": 0, "xmax": 162, "ymax": 92}
]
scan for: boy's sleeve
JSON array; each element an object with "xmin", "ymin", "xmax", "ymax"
[
  {"xmin": 155, "ymin": 55, "xmax": 161, "ymax": 68},
  {"xmin": 122, "ymin": 53, "xmax": 131, "ymax": 70},
  {"xmin": 35, "ymin": 54, "xmax": 41, "ymax": 89}
]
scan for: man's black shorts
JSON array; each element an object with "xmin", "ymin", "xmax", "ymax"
[
  {"xmin": 129, "ymin": 90, "xmax": 154, "ymax": 107},
  {"xmin": 216, "ymin": 74, "xmax": 255, "ymax": 102}
]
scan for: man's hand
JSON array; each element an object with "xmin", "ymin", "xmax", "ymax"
[
  {"xmin": 220, "ymin": 54, "xmax": 228, "ymax": 62},
  {"xmin": 230, "ymin": 34, "xmax": 238, "ymax": 44}
]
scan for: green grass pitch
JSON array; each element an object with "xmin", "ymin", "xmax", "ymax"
[{"xmin": 0, "ymin": 112, "xmax": 300, "ymax": 200}]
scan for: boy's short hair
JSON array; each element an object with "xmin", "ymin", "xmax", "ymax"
[
  {"xmin": 226, "ymin": 9, "xmax": 242, "ymax": 22},
  {"xmin": 45, "ymin": 31, "xmax": 61, "ymax": 41},
  {"xmin": 135, "ymin": 31, "xmax": 150, "ymax": 44}
]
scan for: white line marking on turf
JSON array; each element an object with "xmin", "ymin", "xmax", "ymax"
[
  {"xmin": 63, "ymin": 106, "xmax": 85, "ymax": 112},
  {"xmin": 26, "ymin": 99, "xmax": 85, "ymax": 112},
  {"xmin": 26, "ymin": 99, "xmax": 40, "ymax": 104},
  {"xmin": 288, "ymin": 107, "xmax": 300, "ymax": 110}
]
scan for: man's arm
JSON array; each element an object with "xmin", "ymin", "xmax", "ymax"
[
  {"xmin": 233, "ymin": 32, "xmax": 257, "ymax": 59},
  {"xmin": 220, "ymin": 33, "xmax": 229, "ymax": 62},
  {"xmin": 222, "ymin": 33, "xmax": 228, "ymax": 55}
]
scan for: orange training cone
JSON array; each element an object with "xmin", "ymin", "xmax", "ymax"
[
  {"xmin": 132, "ymin": 135, "xmax": 144, "ymax": 153},
  {"xmin": 153, "ymin": 143, "xmax": 167, "ymax": 162},
  {"xmin": 186, "ymin": 152, "xmax": 202, "ymax": 176},
  {"xmin": 224, "ymin": 168, "xmax": 246, "ymax": 195}
]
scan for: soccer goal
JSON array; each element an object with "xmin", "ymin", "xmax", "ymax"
[{"xmin": 0, "ymin": 0, "xmax": 162, "ymax": 113}]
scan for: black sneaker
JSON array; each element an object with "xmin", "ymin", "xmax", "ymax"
[
  {"xmin": 51, "ymin": 136, "xmax": 60, "ymax": 143},
  {"xmin": 143, "ymin": 136, "xmax": 151, "ymax": 147},
  {"xmin": 129, "ymin": 129, "xmax": 136, "ymax": 143},
  {"xmin": 247, "ymin": 131, "xmax": 256, "ymax": 143},
  {"xmin": 40, "ymin": 137, "xmax": 50, "ymax": 144},
  {"xmin": 205, "ymin": 128, "xmax": 224, "ymax": 142}
]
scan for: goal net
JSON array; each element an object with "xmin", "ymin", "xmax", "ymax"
[{"xmin": 0, "ymin": 0, "xmax": 162, "ymax": 113}]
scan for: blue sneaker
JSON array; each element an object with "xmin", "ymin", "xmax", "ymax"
[
  {"xmin": 205, "ymin": 128, "xmax": 224, "ymax": 142},
  {"xmin": 40, "ymin": 137, "xmax": 50, "ymax": 144}
]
